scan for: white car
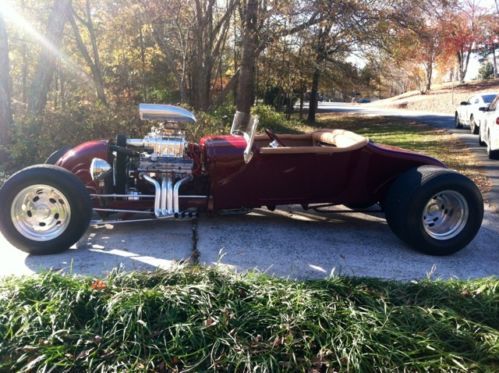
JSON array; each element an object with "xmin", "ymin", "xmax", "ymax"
[
  {"xmin": 455, "ymin": 93, "xmax": 498, "ymax": 134},
  {"xmin": 478, "ymin": 95, "xmax": 499, "ymax": 159}
]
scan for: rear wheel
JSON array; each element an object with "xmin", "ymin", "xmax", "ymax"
[
  {"xmin": 455, "ymin": 113, "xmax": 462, "ymax": 129},
  {"xmin": 470, "ymin": 116, "xmax": 478, "ymax": 134},
  {"xmin": 478, "ymin": 127, "xmax": 486, "ymax": 146},
  {"xmin": 486, "ymin": 131, "xmax": 499, "ymax": 160},
  {"xmin": 384, "ymin": 166, "xmax": 483, "ymax": 255},
  {"xmin": 0, "ymin": 165, "xmax": 92, "ymax": 254}
]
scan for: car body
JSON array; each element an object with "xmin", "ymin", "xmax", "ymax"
[
  {"xmin": 455, "ymin": 93, "xmax": 498, "ymax": 134},
  {"xmin": 478, "ymin": 95, "xmax": 499, "ymax": 159},
  {"xmin": 0, "ymin": 105, "xmax": 484, "ymax": 256}
]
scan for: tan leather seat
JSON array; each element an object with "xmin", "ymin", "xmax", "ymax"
[
  {"xmin": 312, "ymin": 129, "xmax": 368, "ymax": 149},
  {"xmin": 260, "ymin": 129, "xmax": 368, "ymax": 154}
]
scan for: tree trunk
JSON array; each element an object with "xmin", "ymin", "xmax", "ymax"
[
  {"xmin": 457, "ymin": 45, "xmax": 472, "ymax": 83},
  {"xmin": 425, "ymin": 61, "xmax": 432, "ymax": 92},
  {"xmin": 307, "ymin": 26, "xmax": 330, "ymax": 123},
  {"xmin": 28, "ymin": 0, "xmax": 72, "ymax": 116},
  {"xmin": 307, "ymin": 67, "xmax": 320, "ymax": 123},
  {"xmin": 299, "ymin": 86, "xmax": 305, "ymax": 120},
  {"xmin": 236, "ymin": 0, "xmax": 258, "ymax": 117},
  {"xmin": 20, "ymin": 0, "xmax": 28, "ymax": 105},
  {"xmin": 139, "ymin": 25, "xmax": 147, "ymax": 101},
  {"xmin": 0, "ymin": 14, "xmax": 12, "ymax": 146},
  {"xmin": 69, "ymin": 10, "xmax": 106, "ymax": 105},
  {"xmin": 84, "ymin": 0, "xmax": 106, "ymax": 105},
  {"xmin": 492, "ymin": 44, "xmax": 497, "ymax": 78}
]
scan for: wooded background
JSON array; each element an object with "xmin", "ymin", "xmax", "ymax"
[{"xmin": 0, "ymin": 0, "xmax": 498, "ymax": 168}]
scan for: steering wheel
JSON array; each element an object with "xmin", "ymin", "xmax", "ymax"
[{"xmin": 264, "ymin": 128, "xmax": 286, "ymax": 147}]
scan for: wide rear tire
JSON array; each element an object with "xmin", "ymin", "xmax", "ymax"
[
  {"xmin": 384, "ymin": 166, "xmax": 483, "ymax": 255},
  {"xmin": 0, "ymin": 165, "xmax": 92, "ymax": 255}
]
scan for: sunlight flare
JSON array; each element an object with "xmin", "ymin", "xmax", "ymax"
[{"xmin": 0, "ymin": 1, "xmax": 91, "ymax": 84}]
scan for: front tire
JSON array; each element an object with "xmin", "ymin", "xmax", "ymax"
[
  {"xmin": 0, "ymin": 165, "xmax": 92, "ymax": 255},
  {"xmin": 384, "ymin": 166, "xmax": 483, "ymax": 255}
]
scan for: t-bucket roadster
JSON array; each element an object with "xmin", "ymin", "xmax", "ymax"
[{"xmin": 0, "ymin": 104, "xmax": 484, "ymax": 256}]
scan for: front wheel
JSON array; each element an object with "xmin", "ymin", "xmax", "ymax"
[
  {"xmin": 384, "ymin": 166, "xmax": 483, "ymax": 255},
  {"xmin": 0, "ymin": 165, "xmax": 92, "ymax": 255}
]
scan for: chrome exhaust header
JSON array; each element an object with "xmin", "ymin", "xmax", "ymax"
[
  {"xmin": 160, "ymin": 175, "xmax": 174, "ymax": 216},
  {"xmin": 140, "ymin": 174, "xmax": 205, "ymax": 219},
  {"xmin": 142, "ymin": 175, "xmax": 162, "ymax": 217},
  {"xmin": 174, "ymin": 176, "xmax": 192, "ymax": 214}
]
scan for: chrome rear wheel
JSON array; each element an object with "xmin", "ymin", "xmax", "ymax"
[{"xmin": 422, "ymin": 190, "xmax": 468, "ymax": 241}]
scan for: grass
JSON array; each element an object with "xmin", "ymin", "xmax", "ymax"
[
  {"xmin": 266, "ymin": 114, "xmax": 490, "ymax": 194},
  {"xmin": 0, "ymin": 268, "xmax": 497, "ymax": 372}
]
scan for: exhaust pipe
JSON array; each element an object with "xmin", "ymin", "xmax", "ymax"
[
  {"xmin": 143, "ymin": 174, "xmax": 194, "ymax": 218},
  {"xmin": 143, "ymin": 175, "xmax": 162, "ymax": 218},
  {"xmin": 173, "ymin": 176, "xmax": 192, "ymax": 213}
]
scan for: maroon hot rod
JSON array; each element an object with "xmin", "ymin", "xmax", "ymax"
[{"xmin": 0, "ymin": 104, "xmax": 484, "ymax": 256}]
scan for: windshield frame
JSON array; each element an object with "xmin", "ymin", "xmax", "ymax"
[{"xmin": 230, "ymin": 111, "xmax": 259, "ymax": 163}]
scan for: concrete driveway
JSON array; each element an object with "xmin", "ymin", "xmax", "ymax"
[{"xmin": 1, "ymin": 103, "xmax": 498, "ymax": 280}]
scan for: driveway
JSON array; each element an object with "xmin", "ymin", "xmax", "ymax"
[{"xmin": 1, "ymin": 103, "xmax": 498, "ymax": 280}]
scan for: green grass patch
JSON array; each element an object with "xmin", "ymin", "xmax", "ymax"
[{"xmin": 0, "ymin": 269, "xmax": 497, "ymax": 371}]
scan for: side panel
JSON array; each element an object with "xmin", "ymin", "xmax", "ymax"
[
  {"xmin": 56, "ymin": 140, "xmax": 109, "ymax": 194},
  {"xmin": 202, "ymin": 135, "xmax": 447, "ymax": 210},
  {"xmin": 201, "ymin": 135, "xmax": 259, "ymax": 209}
]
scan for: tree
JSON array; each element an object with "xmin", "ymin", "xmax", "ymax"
[
  {"xmin": 28, "ymin": 0, "xmax": 73, "ymax": 116},
  {"xmin": 234, "ymin": 0, "xmax": 322, "ymax": 118},
  {"xmin": 440, "ymin": 1, "xmax": 483, "ymax": 83},
  {"xmin": 0, "ymin": 13, "xmax": 12, "ymax": 147},
  {"xmin": 70, "ymin": 0, "xmax": 107, "ymax": 105},
  {"xmin": 236, "ymin": 0, "xmax": 258, "ymax": 115}
]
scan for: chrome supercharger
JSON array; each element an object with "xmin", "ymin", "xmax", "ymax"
[{"xmin": 90, "ymin": 104, "xmax": 203, "ymax": 222}]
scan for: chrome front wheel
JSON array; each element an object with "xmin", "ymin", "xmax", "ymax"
[
  {"xmin": 0, "ymin": 165, "xmax": 92, "ymax": 255},
  {"xmin": 11, "ymin": 185, "xmax": 71, "ymax": 241}
]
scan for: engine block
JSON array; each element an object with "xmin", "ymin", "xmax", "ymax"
[{"xmin": 126, "ymin": 126, "xmax": 193, "ymax": 175}]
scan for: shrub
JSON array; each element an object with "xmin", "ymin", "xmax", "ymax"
[
  {"xmin": 4, "ymin": 104, "xmax": 141, "ymax": 171},
  {"xmin": 479, "ymin": 62, "xmax": 494, "ymax": 80},
  {"xmin": 252, "ymin": 104, "xmax": 300, "ymax": 133}
]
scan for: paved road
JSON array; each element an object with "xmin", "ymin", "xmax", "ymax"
[{"xmin": 1, "ymin": 103, "xmax": 498, "ymax": 280}]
